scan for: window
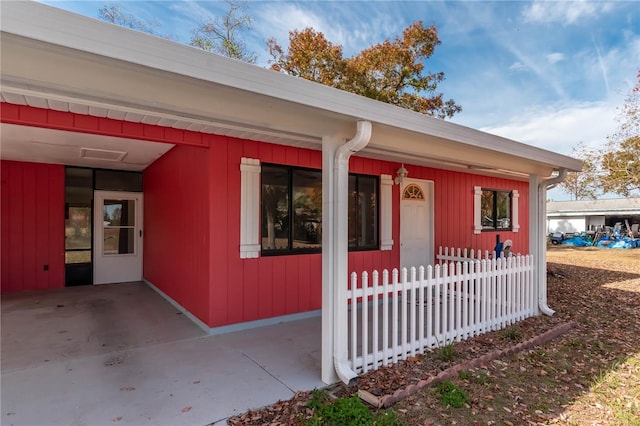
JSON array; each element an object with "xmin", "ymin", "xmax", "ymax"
[
  {"xmin": 261, "ymin": 165, "xmax": 322, "ymax": 254},
  {"xmin": 481, "ymin": 189, "xmax": 512, "ymax": 230},
  {"xmin": 349, "ymin": 174, "xmax": 379, "ymax": 250},
  {"xmin": 260, "ymin": 164, "xmax": 380, "ymax": 255}
]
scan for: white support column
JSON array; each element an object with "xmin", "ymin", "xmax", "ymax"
[
  {"xmin": 239, "ymin": 158, "xmax": 261, "ymax": 259},
  {"xmin": 529, "ymin": 174, "xmax": 544, "ymax": 316},
  {"xmin": 321, "ymin": 121, "xmax": 372, "ymax": 385},
  {"xmin": 380, "ymin": 174, "xmax": 394, "ymax": 250},
  {"xmin": 321, "ymin": 136, "xmax": 342, "ymax": 384}
]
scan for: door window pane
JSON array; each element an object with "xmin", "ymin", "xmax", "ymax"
[
  {"xmin": 103, "ymin": 228, "xmax": 135, "ymax": 255},
  {"xmin": 103, "ymin": 199, "xmax": 135, "ymax": 255},
  {"xmin": 103, "ymin": 200, "xmax": 135, "ymax": 226}
]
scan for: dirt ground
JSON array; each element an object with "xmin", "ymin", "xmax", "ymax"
[{"xmin": 227, "ymin": 247, "xmax": 640, "ymax": 425}]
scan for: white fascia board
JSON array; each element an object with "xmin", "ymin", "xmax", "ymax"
[{"xmin": 1, "ymin": 1, "xmax": 583, "ymax": 173}]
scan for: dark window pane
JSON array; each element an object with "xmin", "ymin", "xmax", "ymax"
[
  {"xmin": 481, "ymin": 190, "xmax": 495, "ymax": 228},
  {"xmin": 262, "ymin": 166, "xmax": 290, "ymax": 251},
  {"xmin": 348, "ymin": 175, "xmax": 357, "ymax": 247},
  {"xmin": 292, "ymin": 169, "xmax": 322, "ymax": 249},
  {"xmin": 103, "ymin": 228, "xmax": 135, "ymax": 255},
  {"xmin": 348, "ymin": 174, "xmax": 378, "ymax": 249},
  {"xmin": 65, "ymin": 207, "xmax": 92, "ymax": 251},
  {"xmin": 95, "ymin": 169, "xmax": 142, "ymax": 192},
  {"xmin": 496, "ymin": 192, "xmax": 511, "ymax": 229},
  {"xmin": 360, "ymin": 176, "xmax": 378, "ymax": 247}
]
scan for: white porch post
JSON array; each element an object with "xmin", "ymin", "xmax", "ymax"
[
  {"xmin": 321, "ymin": 136, "xmax": 342, "ymax": 384},
  {"xmin": 529, "ymin": 174, "xmax": 554, "ymax": 316},
  {"xmin": 321, "ymin": 122, "xmax": 372, "ymax": 385}
]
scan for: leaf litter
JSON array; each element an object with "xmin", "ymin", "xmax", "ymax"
[{"xmin": 224, "ymin": 247, "xmax": 639, "ymax": 425}]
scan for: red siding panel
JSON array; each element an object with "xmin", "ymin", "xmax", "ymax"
[
  {"xmin": 1, "ymin": 161, "xmax": 65, "ymax": 293},
  {"xmin": 143, "ymin": 145, "xmax": 211, "ymax": 324},
  {"xmin": 0, "ymin": 103, "xmax": 208, "ymax": 147},
  {"xmin": 208, "ymin": 136, "xmax": 230, "ymax": 326}
]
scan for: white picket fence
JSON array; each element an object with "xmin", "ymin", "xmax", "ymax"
[{"xmin": 346, "ymin": 249, "xmax": 535, "ymax": 375}]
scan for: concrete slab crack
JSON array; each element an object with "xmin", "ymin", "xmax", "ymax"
[{"xmin": 241, "ymin": 352, "xmax": 295, "ymax": 393}]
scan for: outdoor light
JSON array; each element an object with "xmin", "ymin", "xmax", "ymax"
[{"xmin": 395, "ymin": 164, "xmax": 408, "ymax": 185}]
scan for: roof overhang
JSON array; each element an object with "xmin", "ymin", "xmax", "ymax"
[{"xmin": 0, "ymin": 1, "xmax": 583, "ymax": 177}]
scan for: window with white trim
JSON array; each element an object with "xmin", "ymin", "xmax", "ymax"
[{"xmin": 474, "ymin": 186, "xmax": 519, "ymax": 233}]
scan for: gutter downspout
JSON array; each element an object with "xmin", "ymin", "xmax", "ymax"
[
  {"xmin": 537, "ymin": 168, "xmax": 568, "ymax": 316},
  {"xmin": 333, "ymin": 120, "xmax": 372, "ymax": 385}
]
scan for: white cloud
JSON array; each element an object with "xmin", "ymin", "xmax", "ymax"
[
  {"xmin": 509, "ymin": 61, "xmax": 527, "ymax": 71},
  {"xmin": 546, "ymin": 52, "xmax": 565, "ymax": 64},
  {"xmin": 481, "ymin": 101, "xmax": 619, "ymax": 156},
  {"xmin": 522, "ymin": 0, "xmax": 613, "ymax": 25}
]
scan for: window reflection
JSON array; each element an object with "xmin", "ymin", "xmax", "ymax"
[{"xmin": 103, "ymin": 199, "xmax": 136, "ymax": 255}]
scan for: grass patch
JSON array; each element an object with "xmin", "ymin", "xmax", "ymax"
[
  {"xmin": 436, "ymin": 339, "xmax": 456, "ymax": 362},
  {"xmin": 502, "ymin": 326, "xmax": 522, "ymax": 341},
  {"xmin": 436, "ymin": 381, "xmax": 469, "ymax": 408},
  {"xmin": 305, "ymin": 391, "xmax": 400, "ymax": 426}
]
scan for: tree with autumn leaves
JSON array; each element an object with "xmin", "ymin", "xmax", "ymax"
[
  {"xmin": 98, "ymin": 3, "xmax": 460, "ymax": 119},
  {"xmin": 560, "ymin": 71, "xmax": 640, "ymax": 199},
  {"xmin": 268, "ymin": 23, "xmax": 461, "ymax": 119}
]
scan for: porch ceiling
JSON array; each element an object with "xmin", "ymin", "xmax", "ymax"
[
  {"xmin": 0, "ymin": 123, "xmax": 173, "ymax": 172},
  {"xmin": 0, "ymin": 1, "xmax": 583, "ymax": 178}
]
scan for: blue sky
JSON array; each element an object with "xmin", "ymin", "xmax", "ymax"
[{"xmin": 38, "ymin": 1, "xmax": 639, "ymax": 197}]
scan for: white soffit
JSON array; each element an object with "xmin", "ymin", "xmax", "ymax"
[{"xmin": 0, "ymin": 123, "xmax": 174, "ymax": 171}]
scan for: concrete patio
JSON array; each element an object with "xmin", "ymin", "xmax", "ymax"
[{"xmin": 1, "ymin": 282, "xmax": 325, "ymax": 425}]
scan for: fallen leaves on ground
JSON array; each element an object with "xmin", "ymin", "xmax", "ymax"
[{"xmin": 225, "ymin": 247, "xmax": 640, "ymax": 425}]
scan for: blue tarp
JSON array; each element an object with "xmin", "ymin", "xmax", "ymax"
[
  {"xmin": 560, "ymin": 237, "xmax": 592, "ymax": 247},
  {"xmin": 560, "ymin": 235, "xmax": 639, "ymax": 248},
  {"xmin": 595, "ymin": 237, "xmax": 638, "ymax": 249}
]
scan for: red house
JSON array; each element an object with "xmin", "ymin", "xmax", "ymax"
[{"xmin": 0, "ymin": 2, "xmax": 581, "ymax": 384}]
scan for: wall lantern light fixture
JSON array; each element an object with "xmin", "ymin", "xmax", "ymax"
[{"xmin": 394, "ymin": 164, "xmax": 408, "ymax": 185}]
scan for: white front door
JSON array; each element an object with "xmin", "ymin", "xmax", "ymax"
[
  {"xmin": 94, "ymin": 191, "xmax": 143, "ymax": 284},
  {"xmin": 400, "ymin": 178, "xmax": 434, "ymax": 270}
]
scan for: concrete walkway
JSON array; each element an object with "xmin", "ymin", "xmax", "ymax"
[{"xmin": 1, "ymin": 283, "xmax": 325, "ymax": 426}]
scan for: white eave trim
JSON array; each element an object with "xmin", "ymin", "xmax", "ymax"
[{"xmin": 1, "ymin": 1, "xmax": 583, "ymax": 174}]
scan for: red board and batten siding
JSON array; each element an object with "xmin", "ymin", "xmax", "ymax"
[
  {"xmin": 1, "ymin": 160, "xmax": 65, "ymax": 292},
  {"xmin": 143, "ymin": 144, "xmax": 211, "ymax": 324},
  {"xmin": 408, "ymin": 166, "xmax": 530, "ymax": 253},
  {"xmin": 1, "ymin": 103, "xmax": 530, "ymax": 328}
]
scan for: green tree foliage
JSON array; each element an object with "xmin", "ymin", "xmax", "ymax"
[
  {"xmin": 559, "ymin": 143, "xmax": 599, "ymax": 200},
  {"xmin": 190, "ymin": 0, "xmax": 256, "ymax": 63},
  {"xmin": 600, "ymin": 70, "xmax": 640, "ymax": 196},
  {"xmin": 268, "ymin": 22, "xmax": 461, "ymax": 119}
]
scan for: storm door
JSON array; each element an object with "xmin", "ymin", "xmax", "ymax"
[{"xmin": 93, "ymin": 191, "xmax": 143, "ymax": 284}]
